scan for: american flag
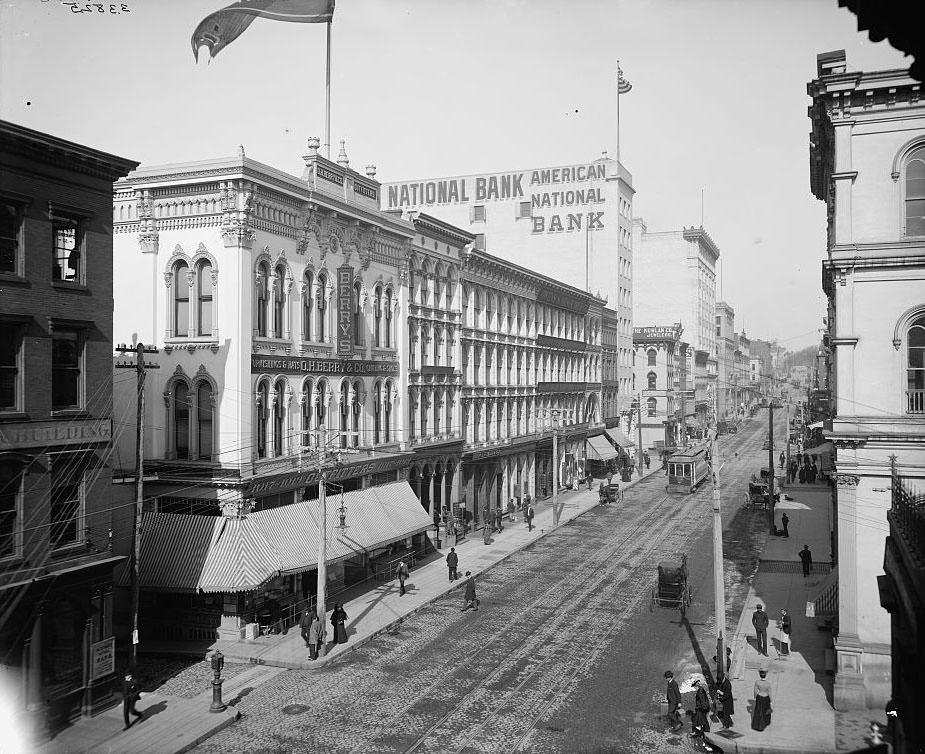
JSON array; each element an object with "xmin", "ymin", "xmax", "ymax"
[{"xmin": 618, "ymin": 66, "xmax": 632, "ymax": 94}]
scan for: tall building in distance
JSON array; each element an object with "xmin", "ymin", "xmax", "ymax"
[
  {"xmin": 715, "ymin": 301, "xmax": 737, "ymax": 419},
  {"xmin": 381, "ymin": 155, "xmax": 635, "ymax": 423},
  {"xmin": 808, "ymin": 49, "xmax": 925, "ymax": 717},
  {"xmin": 0, "ymin": 121, "xmax": 137, "ymax": 730},
  {"xmin": 632, "ymin": 219, "xmax": 720, "ymax": 430}
]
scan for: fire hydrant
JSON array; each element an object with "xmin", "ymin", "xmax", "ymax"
[{"xmin": 209, "ymin": 650, "xmax": 226, "ymax": 712}]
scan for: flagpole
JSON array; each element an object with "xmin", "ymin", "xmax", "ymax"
[
  {"xmin": 325, "ymin": 20, "xmax": 332, "ymax": 159},
  {"xmin": 616, "ymin": 59, "xmax": 621, "ymax": 170}
]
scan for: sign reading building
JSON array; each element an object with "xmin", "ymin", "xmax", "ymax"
[
  {"xmin": 251, "ymin": 355, "xmax": 399, "ymax": 376},
  {"xmin": 337, "ymin": 265, "xmax": 353, "ymax": 356}
]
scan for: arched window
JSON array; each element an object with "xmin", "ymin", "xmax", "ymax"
[
  {"xmin": 908, "ymin": 314, "xmax": 925, "ymax": 413},
  {"xmin": 316, "ymin": 273, "xmax": 327, "ymax": 342},
  {"xmin": 647, "ymin": 348, "xmax": 657, "ymax": 367},
  {"xmin": 196, "ymin": 261, "xmax": 213, "ymax": 337},
  {"xmin": 315, "ymin": 380, "xmax": 327, "ymax": 430},
  {"xmin": 174, "ymin": 262, "xmax": 190, "ymax": 337},
  {"xmin": 462, "ymin": 285, "xmax": 470, "ymax": 326},
  {"xmin": 272, "ymin": 380, "xmax": 286, "ymax": 456},
  {"xmin": 174, "ymin": 382, "xmax": 190, "ymax": 459},
  {"xmin": 486, "ymin": 294, "xmax": 494, "ymax": 331},
  {"xmin": 433, "ymin": 267, "xmax": 443, "ymax": 309},
  {"xmin": 374, "ymin": 286, "xmax": 382, "ymax": 347},
  {"xmin": 421, "ymin": 264, "xmax": 430, "ymax": 307},
  {"xmin": 256, "ymin": 263, "xmax": 269, "ymax": 337},
  {"xmin": 384, "ymin": 287, "xmax": 393, "ymax": 348},
  {"xmin": 272, "ymin": 265, "xmax": 285, "ymax": 338},
  {"xmin": 302, "ymin": 380, "xmax": 313, "ymax": 449},
  {"xmin": 374, "ymin": 381, "xmax": 382, "ymax": 444},
  {"xmin": 196, "ymin": 381, "xmax": 213, "ymax": 460},
  {"xmin": 434, "ymin": 389, "xmax": 442, "ymax": 435},
  {"xmin": 905, "ymin": 146, "xmax": 925, "ymax": 236},
  {"xmin": 647, "ymin": 397, "xmax": 657, "ymax": 417},
  {"xmin": 647, "ymin": 372, "xmax": 657, "ymax": 390},
  {"xmin": 384, "ymin": 380, "xmax": 392, "ymax": 441},
  {"xmin": 351, "ymin": 380, "xmax": 361, "ymax": 448},
  {"xmin": 256, "ymin": 380, "xmax": 269, "ymax": 459},
  {"xmin": 339, "ymin": 382, "xmax": 349, "ymax": 449},
  {"xmin": 408, "ymin": 263, "xmax": 416, "ymax": 304},
  {"xmin": 433, "ymin": 325, "xmax": 442, "ymax": 365},
  {"xmin": 302, "ymin": 272, "xmax": 313, "ymax": 341},
  {"xmin": 353, "ymin": 282, "xmax": 363, "ymax": 346}
]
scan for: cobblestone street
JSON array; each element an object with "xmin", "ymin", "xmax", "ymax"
[{"xmin": 181, "ymin": 416, "xmax": 777, "ymax": 754}]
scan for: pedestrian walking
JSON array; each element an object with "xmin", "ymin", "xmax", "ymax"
[
  {"xmin": 461, "ymin": 571, "xmax": 479, "ymax": 611},
  {"xmin": 299, "ymin": 607, "xmax": 314, "ymax": 648},
  {"xmin": 798, "ymin": 465, "xmax": 806, "ymax": 484},
  {"xmin": 799, "ymin": 545, "xmax": 813, "ymax": 577},
  {"xmin": 752, "ymin": 604, "xmax": 769, "ymax": 656},
  {"xmin": 750, "ymin": 669, "xmax": 773, "ymax": 731},
  {"xmin": 308, "ymin": 611, "xmax": 323, "ymax": 660},
  {"xmin": 496, "ymin": 507, "xmax": 504, "ymax": 532},
  {"xmin": 446, "ymin": 547, "xmax": 459, "ymax": 582},
  {"xmin": 330, "ymin": 603, "xmax": 348, "ymax": 644},
  {"xmin": 508, "ymin": 497, "xmax": 516, "ymax": 523},
  {"xmin": 525, "ymin": 502, "xmax": 535, "ymax": 532},
  {"xmin": 644, "ymin": 450, "xmax": 651, "ymax": 470},
  {"xmin": 690, "ymin": 676, "xmax": 711, "ymax": 738},
  {"xmin": 789, "ymin": 459, "xmax": 798, "ymax": 484},
  {"xmin": 121, "ymin": 670, "xmax": 143, "ymax": 730},
  {"xmin": 780, "ymin": 512, "xmax": 790, "ymax": 538},
  {"xmin": 716, "ymin": 672, "xmax": 735, "ymax": 729},
  {"xmin": 810, "ymin": 461, "xmax": 818, "ymax": 483},
  {"xmin": 779, "ymin": 451, "xmax": 785, "ymax": 469},
  {"xmin": 778, "ymin": 609, "xmax": 792, "ymax": 656},
  {"xmin": 796, "ymin": 451, "xmax": 803, "ymax": 467},
  {"xmin": 483, "ymin": 517, "xmax": 492, "ymax": 545},
  {"xmin": 396, "ymin": 558, "xmax": 410, "ymax": 596},
  {"xmin": 663, "ymin": 670, "xmax": 683, "ymax": 731}
]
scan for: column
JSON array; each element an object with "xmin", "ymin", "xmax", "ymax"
[{"xmin": 833, "ymin": 472, "xmax": 866, "ymax": 709}]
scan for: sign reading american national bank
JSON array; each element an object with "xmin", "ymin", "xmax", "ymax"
[
  {"xmin": 251, "ymin": 355, "xmax": 399, "ymax": 376},
  {"xmin": 384, "ymin": 162, "xmax": 609, "ymax": 235}
]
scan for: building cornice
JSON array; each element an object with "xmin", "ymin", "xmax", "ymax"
[{"xmin": 681, "ymin": 226, "xmax": 720, "ymax": 264}]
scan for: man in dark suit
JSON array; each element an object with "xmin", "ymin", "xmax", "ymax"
[
  {"xmin": 752, "ymin": 604, "xmax": 770, "ymax": 656},
  {"xmin": 664, "ymin": 670, "xmax": 683, "ymax": 731},
  {"xmin": 122, "ymin": 671, "xmax": 143, "ymax": 730}
]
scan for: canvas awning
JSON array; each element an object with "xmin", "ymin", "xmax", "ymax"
[
  {"xmin": 605, "ymin": 427, "xmax": 635, "ymax": 449},
  {"xmin": 137, "ymin": 481, "xmax": 433, "ymax": 593},
  {"xmin": 586, "ymin": 435, "xmax": 618, "ymax": 462},
  {"xmin": 807, "ymin": 420, "xmax": 824, "ymax": 429}
]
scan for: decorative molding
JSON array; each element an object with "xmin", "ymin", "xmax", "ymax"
[{"xmin": 834, "ymin": 473, "xmax": 861, "ymax": 487}]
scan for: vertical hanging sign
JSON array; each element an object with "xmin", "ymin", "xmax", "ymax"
[{"xmin": 337, "ymin": 265, "xmax": 354, "ymax": 355}]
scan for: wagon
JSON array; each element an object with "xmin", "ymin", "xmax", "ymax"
[
  {"xmin": 650, "ymin": 555, "xmax": 692, "ymax": 614},
  {"xmin": 599, "ymin": 482, "xmax": 622, "ymax": 504}
]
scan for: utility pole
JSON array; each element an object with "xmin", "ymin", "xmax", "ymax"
[
  {"xmin": 316, "ymin": 428, "xmax": 330, "ymax": 657},
  {"xmin": 636, "ymin": 394, "xmax": 643, "ymax": 476},
  {"xmin": 767, "ymin": 401, "xmax": 776, "ymax": 535},
  {"xmin": 711, "ymin": 388, "xmax": 726, "ymax": 683},
  {"xmin": 115, "ymin": 343, "xmax": 159, "ymax": 672},
  {"xmin": 552, "ymin": 415, "xmax": 559, "ymax": 524},
  {"xmin": 784, "ymin": 402, "xmax": 791, "ymax": 488}
]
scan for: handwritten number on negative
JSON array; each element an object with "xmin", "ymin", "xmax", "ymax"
[{"xmin": 62, "ymin": 1, "xmax": 131, "ymax": 12}]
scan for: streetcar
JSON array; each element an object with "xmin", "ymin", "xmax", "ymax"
[{"xmin": 665, "ymin": 445, "xmax": 711, "ymax": 494}]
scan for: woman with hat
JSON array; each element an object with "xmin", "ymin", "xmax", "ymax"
[
  {"xmin": 690, "ymin": 675, "xmax": 711, "ymax": 738},
  {"xmin": 751, "ymin": 667, "xmax": 772, "ymax": 731}
]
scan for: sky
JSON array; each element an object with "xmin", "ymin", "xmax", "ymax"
[{"xmin": 0, "ymin": 0, "xmax": 911, "ymax": 350}]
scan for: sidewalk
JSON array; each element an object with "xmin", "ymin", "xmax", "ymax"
[
  {"xmin": 705, "ymin": 481, "xmax": 885, "ymax": 754},
  {"xmin": 38, "ymin": 466, "xmax": 660, "ymax": 754}
]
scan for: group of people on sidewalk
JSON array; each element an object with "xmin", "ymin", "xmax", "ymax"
[
  {"xmin": 298, "ymin": 602, "xmax": 349, "ymax": 660},
  {"xmin": 751, "ymin": 603, "xmax": 792, "ymax": 658},
  {"xmin": 781, "ymin": 450, "xmax": 821, "ymax": 485}
]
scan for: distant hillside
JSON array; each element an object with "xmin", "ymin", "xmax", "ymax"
[{"xmin": 786, "ymin": 345, "xmax": 819, "ymax": 369}]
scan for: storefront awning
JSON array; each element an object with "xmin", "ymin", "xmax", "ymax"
[
  {"xmin": 138, "ymin": 481, "xmax": 433, "ymax": 593},
  {"xmin": 807, "ymin": 420, "xmax": 824, "ymax": 429},
  {"xmin": 605, "ymin": 427, "xmax": 635, "ymax": 449},
  {"xmin": 586, "ymin": 435, "xmax": 618, "ymax": 462}
]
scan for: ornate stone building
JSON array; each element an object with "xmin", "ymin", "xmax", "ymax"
[{"xmin": 808, "ymin": 50, "xmax": 925, "ymax": 710}]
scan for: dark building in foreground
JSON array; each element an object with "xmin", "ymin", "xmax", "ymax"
[{"xmin": 0, "ymin": 121, "xmax": 137, "ymax": 732}]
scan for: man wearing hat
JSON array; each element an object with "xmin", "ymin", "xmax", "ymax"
[
  {"xmin": 663, "ymin": 670, "xmax": 683, "ymax": 731},
  {"xmin": 752, "ymin": 604, "xmax": 770, "ymax": 656}
]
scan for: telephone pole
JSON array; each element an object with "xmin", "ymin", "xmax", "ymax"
[
  {"xmin": 767, "ymin": 401, "xmax": 776, "ymax": 535},
  {"xmin": 711, "ymin": 389, "xmax": 727, "ymax": 682},
  {"xmin": 314, "ymin": 428, "xmax": 336, "ymax": 658},
  {"xmin": 636, "ymin": 394, "xmax": 644, "ymax": 476},
  {"xmin": 536, "ymin": 408, "xmax": 566, "ymax": 524},
  {"xmin": 115, "ymin": 342, "xmax": 159, "ymax": 672}
]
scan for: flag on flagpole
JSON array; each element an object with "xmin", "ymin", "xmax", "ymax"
[
  {"xmin": 618, "ymin": 66, "xmax": 632, "ymax": 94},
  {"xmin": 192, "ymin": 0, "xmax": 335, "ymax": 61}
]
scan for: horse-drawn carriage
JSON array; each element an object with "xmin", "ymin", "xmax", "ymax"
[
  {"xmin": 599, "ymin": 481, "xmax": 622, "ymax": 504},
  {"xmin": 650, "ymin": 555, "xmax": 692, "ymax": 615}
]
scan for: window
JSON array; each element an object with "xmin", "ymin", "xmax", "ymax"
[
  {"xmin": 0, "ymin": 201, "xmax": 22, "ymax": 275},
  {"xmin": 374, "ymin": 382, "xmax": 382, "ymax": 444},
  {"xmin": 197, "ymin": 261, "xmax": 213, "ymax": 336},
  {"xmin": 302, "ymin": 381, "xmax": 314, "ymax": 449},
  {"xmin": 472, "ymin": 205, "xmax": 486, "ymax": 222},
  {"xmin": 374, "ymin": 287, "xmax": 382, "ymax": 347},
  {"xmin": 647, "ymin": 397, "xmax": 657, "ymax": 417},
  {"xmin": 52, "ymin": 214, "xmax": 82, "ymax": 283},
  {"xmin": 1, "ymin": 324, "xmax": 22, "ymax": 411},
  {"xmin": 384, "ymin": 288, "xmax": 393, "ymax": 348},
  {"xmin": 256, "ymin": 263, "xmax": 269, "ymax": 337},
  {"xmin": 174, "ymin": 382, "xmax": 191, "ymax": 459},
  {"xmin": 302, "ymin": 273, "xmax": 313, "ymax": 341},
  {"xmin": 197, "ymin": 382, "xmax": 214, "ymax": 459},
  {"xmin": 316, "ymin": 273, "xmax": 328, "ymax": 342},
  {"xmin": 647, "ymin": 349, "xmax": 656, "ymax": 367},
  {"xmin": 434, "ymin": 273, "xmax": 442, "ymax": 309},
  {"xmin": 516, "ymin": 201, "xmax": 531, "ymax": 220},
  {"xmin": 647, "ymin": 372, "xmax": 657, "ymax": 390},
  {"xmin": 351, "ymin": 380, "xmax": 360, "ymax": 448},
  {"xmin": 908, "ymin": 314, "xmax": 925, "ymax": 413},
  {"xmin": 0, "ymin": 461, "xmax": 22, "ymax": 558},
  {"xmin": 256, "ymin": 381, "xmax": 269, "ymax": 459},
  {"xmin": 272, "ymin": 266, "xmax": 285, "ymax": 338},
  {"xmin": 383, "ymin": 380, "xmax": 392, "ymax": 441},
  {"xmin": 473, "ymin": 233, "xmax": 485, "ymax": 251},
  {"xmin": 273, "ymin": 380, "xmax": 286, "ymax": 456},
  {"xmin": 50, "ymin": 462, "xmax": 83, "ymax": 548},
  {"xmin": 52, "ymin": 327, "xmax": 82, "ymax": 410},
  {"xmin": 905, "ymin": 146, "xmax": 925, "ymax": 236}
]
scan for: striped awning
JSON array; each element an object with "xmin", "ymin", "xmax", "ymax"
[
  {"xmin": 137, "ymin": 481, "xmax": 432, "ymax": 593},
  {"xmin": 605, "ymin": 427, "xmax": 635, "ymax": 449},
  {"xmin": 586, "ymin": 435, "xmax": 618, "ymax": 462}
]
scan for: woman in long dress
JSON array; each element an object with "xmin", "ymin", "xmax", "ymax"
[
  {"xmin": 751, "ymin": 669, "xmax": 772, "ymax": 731},
  {"xmin": 330, "ymin": 603, "xmax": 348, "ymax": 644}
]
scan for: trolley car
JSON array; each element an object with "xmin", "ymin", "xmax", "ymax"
[{"xmin": 665, "ymin": 445, "xmax": 711, "ymax": 494}]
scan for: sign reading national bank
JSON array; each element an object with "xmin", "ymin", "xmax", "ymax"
[
  {"xmin": 251, "ymin": 355, "xmax": 399, "ymax": 377},
  {"xmin": 384, "ymin": 162, "xmax": 609, "ymax": 235}
]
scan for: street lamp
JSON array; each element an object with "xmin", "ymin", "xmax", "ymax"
[{"xmin": 208, "ymin": 650, "xmax": 226, "ymax": 712}]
